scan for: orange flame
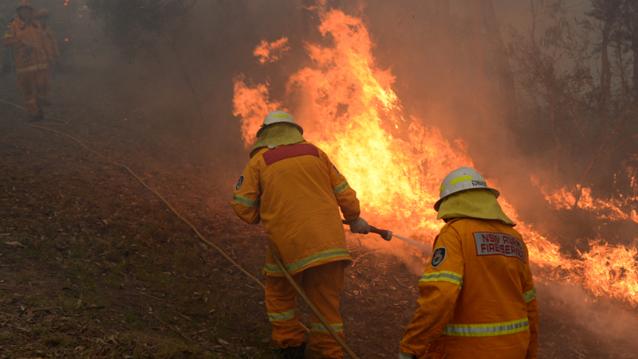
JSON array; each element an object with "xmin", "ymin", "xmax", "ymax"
[
  {"xmin": 253, "ymin": 37, "xmax": 290, "ymax": 64},
  {"xmin": 539, "ymin": 184, "xmax": 638, "ymax": 224},
  {"xmin": 232, "ymin": 9, "xmax": 638, "ymax": 307},
  {"xmin": 581, "ymin": 242, "xmax": 638, "ymax": 302},
  {"xmin": 233, "ymin": 79, "xmax": 284, "ymax": 145}
]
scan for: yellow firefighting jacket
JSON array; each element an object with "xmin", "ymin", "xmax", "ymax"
[
  {"xmin": 3, "ymin": 18, "xmax": 48, "ymax": 73},
  {"xmin": 400, "ymin": 218, "xmax": 538, "ymax": 359},
  {"xmin": 231, "ymin": 140, "xmax": 360, "ymax": 276}
]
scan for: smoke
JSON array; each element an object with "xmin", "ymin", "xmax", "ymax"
[
  {"xmin": 46, "ymin": 0, "xmax": 636, "ymax": 354},
  {"xmin": 540, "ymin": 281, "xmax": 638, "ymax": 354},
  {"xmin": 223, "ymin": 0, "xmax": 637, "ymax": 353}
]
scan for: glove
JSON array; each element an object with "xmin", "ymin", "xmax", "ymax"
[{"xmin": 348, "ymin": 217, "xmax": 370, "ymax": 234}]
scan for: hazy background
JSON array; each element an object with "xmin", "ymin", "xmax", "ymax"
[
  {"xmin": 3, "ymin": 0, "xmax": 632, "ymax": 286},
  {"xmin": 1, "ymin": 0, "xmax": 636, "ymax": 354}
]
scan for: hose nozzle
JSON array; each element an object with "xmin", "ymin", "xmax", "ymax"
[{"xmin": 370, "ymin": 226, "xmax": 393, "ymax": 241}]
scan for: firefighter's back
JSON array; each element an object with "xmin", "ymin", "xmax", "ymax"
[
  {"xmin": 252, "ymin": 142, "xmax": 351, "ymax": 274},
  {"xmin": 440, "ymin": 218, "xmax": 533, "ymax": 359},
  {"xmin": 257, "ymin": 142, "xmax": 340, "ymax": 227}
]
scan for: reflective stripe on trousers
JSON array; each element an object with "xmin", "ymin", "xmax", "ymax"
[
  {"xmin": 443, "ymin": 317, "xmax": 529, "ymax": 337},
  {"xmin": 267, "ymin": 309, "xmax": 296, "ymax": 322},
  {"xmin": 310, "ymin": 322, "xmax": 344, "ymax": 334}
]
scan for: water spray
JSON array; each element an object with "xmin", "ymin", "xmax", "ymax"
[{"xmin": 367, "ymin": 225, "xmax": 430, "ymax": 252}]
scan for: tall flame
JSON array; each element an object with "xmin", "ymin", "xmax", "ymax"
[{"xmin": 232, "ymin": 9, "xmax": 638, "ymax": 307}]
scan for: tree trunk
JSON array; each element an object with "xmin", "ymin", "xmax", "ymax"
[
  {"xmin": 479, "ymin": 0, "xmax": 518, "ymax": 121},
  {"xmin": 632, "ymin": 3, "xmax": 638, "ymax": 99},
  {"xmin": 600, "ymin": 23, "xmax": 612, "ymax": 111}
]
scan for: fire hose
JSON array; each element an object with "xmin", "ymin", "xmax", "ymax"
[
  {"xmin": 3, "ymin": 97, "xmax": 426, "ymax": 357},
  {"xmin": 375, "ymin": 229, "xmax": 430, "ymax": 252},
  {"xmin": 350, "ymin": 222, "xmax": 429, "ymax": 252},
  {"xmin": 269, "ymin": 244, "xmax": 360, "ymax": 359},
  {"xmin": 1, "ymin": 98, "xmax": 366, "ymax": 357},
  {"xmin": 266, "ymin": 224, "xmax": 425, "ymax": 359}
]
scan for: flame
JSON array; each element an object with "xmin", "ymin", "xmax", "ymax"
[
  {"xmin": 253, "ymin": 37, "xmax": 291, "ymax": 64},
  {"xmin": 232, "ymin": 9, "xmax": 638, "ymax": 307},
  {"xmin": 539, "ymin": 184, "xmax": 638, "ymax": 224},
  {"xmin": 233, "ymin": 79, "xmax": 284, "ymax": 145},
  {"xmin": 581, "ymin": 242, "xmax": 638, "ymax": 302}
]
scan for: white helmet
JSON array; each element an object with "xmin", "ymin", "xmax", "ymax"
[
  {"xmin": 434, "ymin": 167, "xmax": 499, "ymax": 211},
  {"xmin": 257, "ymin": 110, "xmax": 303, "ymax": 136}
]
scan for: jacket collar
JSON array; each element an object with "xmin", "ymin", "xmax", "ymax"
[
  {"xmin": 249, "ymin": 124, "xmax": 305, "ymax": 158},
  {"xmin": 437, "ymin": 189, "xmax": 515, "ymax": 226}
]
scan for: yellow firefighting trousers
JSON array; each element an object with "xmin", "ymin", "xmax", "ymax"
[
  {"xmin": 265, "ymin": 261, "xmax": 346, "ymax": 358},
  {"xmin": 17, "ymin": 68, "xmax": 48, "ymax": 116}
]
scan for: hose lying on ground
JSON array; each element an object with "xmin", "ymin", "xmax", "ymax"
[{"xmin": 1, "ymin": 98, "xmax": 360, "ymax": 357}]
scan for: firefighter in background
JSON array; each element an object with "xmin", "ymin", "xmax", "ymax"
[
  {"xmin": 399, "ymin": 167, "xmax": 539, "ymax": 359},
  {"xmin": 3, "ymin": 0, "xmax": 49, "ymax": 121},
  {"xmin": 34, "ymin": 8, "xmax": 58, "ymax": 106},
  {"xmin": 231, "ymin": 110, "xmax": 369, "ymax": 359},
  {"xmin": 35, "ymin": 9, "xmax": 59, "ymax": 74},
  {"xmin": 1, "ymin": 16, "xmax": 14, "ymax": 76}
]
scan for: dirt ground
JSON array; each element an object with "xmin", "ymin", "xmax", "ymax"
[{"xmin": 1, "ymin": 67, "xmax": 636, "ymax": 358}]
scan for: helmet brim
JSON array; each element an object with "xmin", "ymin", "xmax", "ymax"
[
  {"xmin": 434, "ymin": 187, "xmax": 500, "ymax": 211},
  {"xmin": 256, "ymin": 122, "xmax": 303, "ymax": 137}
]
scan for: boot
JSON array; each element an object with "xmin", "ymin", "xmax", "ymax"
[{"xmin": 273, "ymin": 343, "xmax": 306, "ymax": 359}]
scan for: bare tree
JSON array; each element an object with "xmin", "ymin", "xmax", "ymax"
[
  {"xmin": 628, "ymin": 2, "xmax": 638, "ymax": 98},
  {"xmin": 509, "ymin": 0, "xmax": 637, "ymax": 195},
  {"xmin": 589, "ymin": 0, "xmax": 623, "ymax": 111}
]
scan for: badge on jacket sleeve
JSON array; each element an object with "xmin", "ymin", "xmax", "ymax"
[
  {"xmin": 235, "ymin": 176, "xmax": 244, "ymax": 190},
  {"xmin": 431, "ymin": 247, "xmax": 446, "ymax": 267}
]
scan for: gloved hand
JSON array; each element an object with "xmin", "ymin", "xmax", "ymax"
[{"xmin": 348, "ymin": 217, "xmax": 370, "ymax": 234}]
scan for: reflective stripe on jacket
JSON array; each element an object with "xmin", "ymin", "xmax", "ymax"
[
  {"xmin": 231, "ymin": 142, "xmax": 360, "ymax": 276},
  {"xmin": 400, "ymin": 218, "xmax": 539, "ymax": 359}
]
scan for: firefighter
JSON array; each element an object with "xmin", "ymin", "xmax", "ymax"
[
  {"xmin": 399, "ymin": 167, "xmax": 539, "ymax": 359},
  {"xmin": 3, "ymin": 0, "xmax": 49, "ymax": 121},
  {"xmin": 1, "ymin": 15, "xmax": 14, "ymax": 76},
  {"xmin": 231, "ymin": 110, "xmax": 369, "ymax": 358},
  {"xmin": 35, "ymin": 9, "xmax": 59, "ymax": 73}
]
